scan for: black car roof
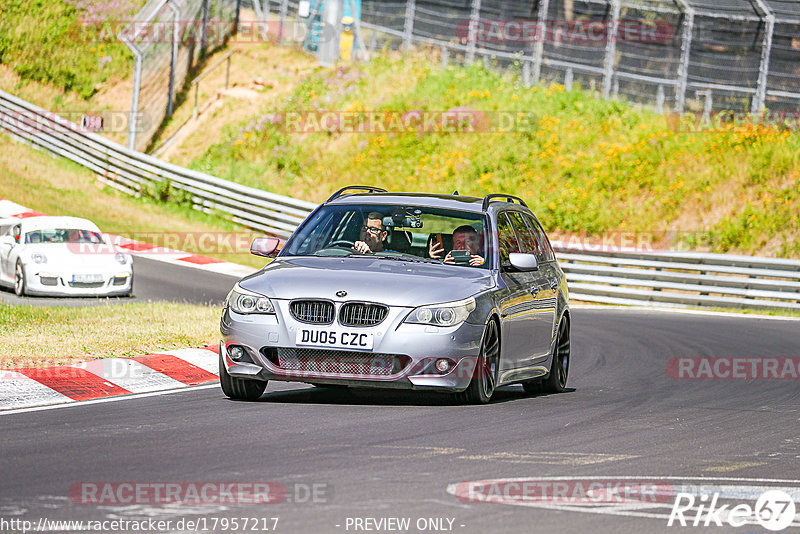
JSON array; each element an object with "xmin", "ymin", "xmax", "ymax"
[{"xmin": 325, "ymin": 192, "xmax": 524, "ymax": 213}]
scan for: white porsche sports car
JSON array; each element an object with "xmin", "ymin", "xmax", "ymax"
[{"xmin": 0, "ymin": 216, "xmax": 133, "ymax": 297}]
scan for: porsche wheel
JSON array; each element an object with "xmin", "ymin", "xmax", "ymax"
[{"xmin": 14, "ymin": 261, "xmax": 26, "ymax": 297}]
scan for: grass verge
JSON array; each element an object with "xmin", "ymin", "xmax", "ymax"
[{"xmin": 0, "ymin": 302, "xmax": 220, "ymax": 368}]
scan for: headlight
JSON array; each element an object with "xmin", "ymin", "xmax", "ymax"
[
  {"xmin": 115, "ymin": 253, "xmax": 128, "ymax": 265},
  {"xmin": 31, "ymin": 253, "xmax": 47, "ymax": 264},
  {"xmin": 404, "ymin": 297, "xmax": 476, "ymax": 327},
  {"xmin": 226, "ymin": 284, "xmax": 275, "ymax": 314}
]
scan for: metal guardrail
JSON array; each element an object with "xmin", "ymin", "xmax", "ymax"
[
  {"xmin": 552, "ymin": 244, "xmax": 800, "ymax": 311},
  {"xmin": 1, "ymin": 88, "xmax": 799, "ymax": 310},
  {"xmin": 0, "ymin": 89, "xmax": 317, "ymax": 238}
]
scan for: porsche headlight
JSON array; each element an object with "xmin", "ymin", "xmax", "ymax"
[
  {"xmin": 226, "ymin": 284, "xmax": 275, "ymax": 314},
  {"xmin": 404, "ymin": 297, "xmax": 476, "ymax": 327},
  {"xmin": 31, "ymin": 253, "xmax": 47, "ymax": 264}
]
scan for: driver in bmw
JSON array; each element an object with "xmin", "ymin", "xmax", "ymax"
[{"xmin": 352, "ymin": 212, "xmax": 388, "ymax": 254}]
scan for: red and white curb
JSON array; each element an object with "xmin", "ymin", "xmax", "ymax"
[
  {"xmin": 0, "ymin": 198, "xmax": 257, "ymax": 278},
  {"xmin": 0, "ymin": 346, "xmax": 220, "ymax": 412}
]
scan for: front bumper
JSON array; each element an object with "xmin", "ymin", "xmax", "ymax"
[
  {"xmin": 24, "ymin": 267, "xmax": 132, "ymax": 297},
  {"xmin": 220, "ymin": 300, "xmax": 485, "ymax": 392}
]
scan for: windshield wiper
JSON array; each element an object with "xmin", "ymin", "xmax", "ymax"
[{"xmin": 371, "ymin": 253, "xmax": 442, "ymax": 264}]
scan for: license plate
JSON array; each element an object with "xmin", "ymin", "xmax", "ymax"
[
  {"xmin": 72, "ymin": 274, "xmax": 104, "ymax": 283},
  {"xmin": 295, "ymin": 327, "xmax": 373, "ymax": 351}
]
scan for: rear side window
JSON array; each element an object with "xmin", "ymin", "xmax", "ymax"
[
  {"xmin": 507, "ymin": 212, "xmax": 541, "ymax": 256},
  {"xmin": 524, "ymin": 215, "xmax": 556, "ymax": 262},
  {"xmin": 496, "ymin": 213, "xmax": 520, "ymax": 265}
]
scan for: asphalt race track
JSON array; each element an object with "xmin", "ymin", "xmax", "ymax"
[
  {"xmin": 0, "ymin": 256, "xmax": 238, "ymax": 306},
  {"xmin": 2, "ymin": 287, "xmax": 799, "ymax": 533}
]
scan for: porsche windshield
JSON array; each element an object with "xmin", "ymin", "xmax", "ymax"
[
  {"xmin": 24, "ymin": 228, "xmax": 104, "ymax": 244},
  {"xmin": 283, "ymin": 204, "xmax": 489, "ymax": 268}
]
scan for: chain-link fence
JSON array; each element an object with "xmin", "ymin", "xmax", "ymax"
[
  {"xmin": 265, "ymin": 0, "xmax": 799, "ymax": 115},
  {"xmin": 120, "ymin": 0, "xmax": 239, "ymax": 151}
]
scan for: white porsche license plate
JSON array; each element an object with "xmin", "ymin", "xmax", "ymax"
[
  {"xmin": 295, "ymin": 327, "xmax": 374, "ymax": 351},
  {"xmin": 72, "ymin": 274, "xmax": 104, "ymax": 283}
]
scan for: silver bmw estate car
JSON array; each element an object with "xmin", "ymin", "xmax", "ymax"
[{"xmin": 219, "ymin": 187, "xmax": 570, "ymax": 404}]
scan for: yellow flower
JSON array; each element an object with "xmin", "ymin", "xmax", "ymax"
[{"xmin": 511, "ymin": 94, "xmax": 519, "ymax": 101}]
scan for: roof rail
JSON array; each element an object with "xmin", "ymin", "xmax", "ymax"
[
  {"xmin": 481, "ymin": 194, "xmax": 528, "ymax": 211},
  {"xmin": 326, "ymin": 185, "xmax": 388, "ymax": 203}
]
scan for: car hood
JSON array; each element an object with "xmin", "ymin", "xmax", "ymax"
[{"xmin": 239, "ymin": 256, "xmax": 495, "ymax": 307}]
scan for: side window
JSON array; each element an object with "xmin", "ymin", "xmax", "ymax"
[
  {"xmin": 508, "ymin": 212, "xmax": 540, "ymax": 256},
  {"xmin": 524, "ymin": 215, "xmax": 555, "ymax": 263},
  {"xmin": 12, "ymin": 225, "xmax": 21, "ymax": 243},
  {"xmin": 496, "ymin": 213, "xmax": 520, "ymax": 265}
]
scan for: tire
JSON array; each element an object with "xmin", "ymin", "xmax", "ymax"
[
  {"xmin": 14, "ymin": 261, "xmax": 26, "ymax": 297},
  {"xmin": 524, "ymin": 318, "xmax": 570, "ymax": 395},
  {"xmin": 219, "ymin": 352, "xmax": 268, "ymax": 401},
  {"xmin": 455, "ymin": 319, "xmax": 500, "ymax": 405}
]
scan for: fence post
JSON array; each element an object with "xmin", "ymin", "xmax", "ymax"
[
  {"xmin": 656, "ymin": 84, "xmax": 665, "ymax": 113},
  {"xmin": 532, "ymin": 0, "xmax": 551, "ymax": 83},
  {"xmin": 403, "ymin": 0, "xmax": 416, "ymax": 52},
  {"xmin": 167, "ymin": 1, "xmax": 180, "ymax": 117},
  {"xmin": 127, "ymin": 51, "xmax": 143, "ymax": 151},
  {"xmin": 522, "ymin": 59, "xmax": 531, "ymax": 86},
  {"xmin": 369, "ymin": 30, "xmax": 377, "ymax": 55},
  {"xmin": 234, "ymin": 0, "xmax": 241, "ymax": 34},
  {"xmin": 465, "ymin": 0, "xmax": 481, "ymax": 64},
  {"xmin": 565, "ymin": 68, "xmax": 573, "ymax": 91},
  {"xmin": 200, "ymin": 0, "xmax": 211, "ymax": 57},
  {"xmin": 751, "ymin": 0, "xmax": 775, "ymax": 114},
  {"xmin": 674, "ymin": 0, "xmax": 694, "ymax": 112},
  {"xmin": 278, "ymin": 0, "xmax": 289, "ymax": 43},
  {"xmin": 441, "ymin": 45, "xmax": 449, "ymax": 68},
  {"xmin": 347, "ymin": 0, "xmax": 368, "ymax": 61},
  {"xmin": 601, "ymin": 0, "xmax": 620, "ymax": 99}
]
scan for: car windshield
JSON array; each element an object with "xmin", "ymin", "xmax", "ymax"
[
  {"xmin": 24, "ymin": 228, "xmax": 104, "ymax": 244},
  {"xmin": 283, "ymin": 204, "xmax": 489, "ymax": 269}
]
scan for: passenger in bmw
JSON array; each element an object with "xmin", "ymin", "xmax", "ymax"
[
  {"xmin": 352, "ymin": 211, "xmax": 389, "ymax": 254},
  {"xmin": 429, "ymin": 225, "xmax": 485, "ymax": 267}
]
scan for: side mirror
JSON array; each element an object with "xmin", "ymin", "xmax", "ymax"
[
  {"xmin": 251, "ymin": 237, "xmax": 281, "ymax": 258},
  {"xmin": 508, "ymin": 252, "xmax": 539, "ymax": 271}
]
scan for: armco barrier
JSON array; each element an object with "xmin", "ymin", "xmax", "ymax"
[
  {"xmin": 1, "ymin": 88, "xmax": 799, "ymax": 311},
  {"xmin": 553, "ymin": 244, "xmax": 800, "ymax": 311}
]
